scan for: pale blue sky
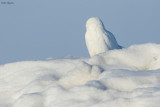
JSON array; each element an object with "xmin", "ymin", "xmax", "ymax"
[{"xmin": 0, "ymin": 0, "xmax": 160, "ymax": 64}]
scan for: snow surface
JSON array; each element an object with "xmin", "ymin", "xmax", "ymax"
[
  {"xmin": 0, "ymin": 43, "xmax": 160, "ymax": 107},
  {"xmin": 85, "ymin": 17, "xmax": 122, "ymax": 57}
]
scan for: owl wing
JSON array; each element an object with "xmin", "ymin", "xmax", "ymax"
[{"xmin": 103, "ymin": 29, "xmax": 122, "ymax": 49}]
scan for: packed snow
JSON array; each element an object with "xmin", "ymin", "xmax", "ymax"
[
  {"xmin": 0, "ymin": 43, "xmax": 160, "ymax": 107},
  {"xmin": 85, "ymin": 17, "xmax": 122, "ymax": 57}
]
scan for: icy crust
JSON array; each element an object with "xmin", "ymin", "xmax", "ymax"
[{"xmin": 0, "ymin": 43, "xmax": 160, "ymax": 107}]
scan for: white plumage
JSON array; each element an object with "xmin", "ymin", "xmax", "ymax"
[{"xmin": 85, "ymin": 17, "xmax": 122, "ymax": 57}]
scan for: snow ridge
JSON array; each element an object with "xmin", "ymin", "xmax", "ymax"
[{"xmin": 0, "ymin": 44, "xmax": 160, "ymax": 107}]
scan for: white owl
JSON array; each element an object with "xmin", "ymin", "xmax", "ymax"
[{"xmin": 85, "ymin": 17, "xmax": 122, "ymax": 57}]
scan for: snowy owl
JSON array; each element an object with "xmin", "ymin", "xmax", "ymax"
[{"xmin": 85, "ymin": 17, "xmax": 122, "ymax": 57}]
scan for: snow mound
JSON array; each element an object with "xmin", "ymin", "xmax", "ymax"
[
  {"xmin": 0, "ymin": 43, "xmax": 160, "ymax": 107},
  {"xmin": 89, "ymin": 43, "xmax": 160, "ymax": 70}
]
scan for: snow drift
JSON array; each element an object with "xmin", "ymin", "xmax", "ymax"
[{"xmin": 0, "ymin": 43, "xmax": 160, "ymax": 107}]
